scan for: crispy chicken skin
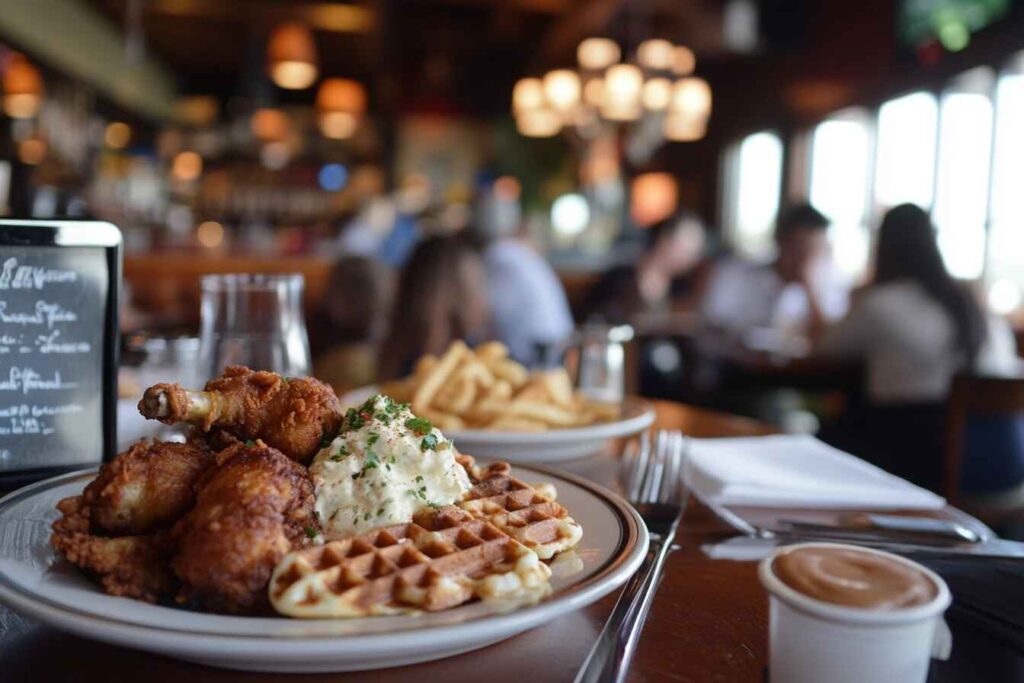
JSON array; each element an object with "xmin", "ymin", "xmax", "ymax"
[
  {"xmin": 139, "ymin": 366, "xmax": 343, "ymax": 463},
  {"xmin": 51, "ymin": 496, "xmax": 177, "ymax": 602},
  {"xmin": 79, "ymin": 440, "xmax": 214, "ymax": 535},
  {"xmin": 171, "ymin": 441, "xmax": 317, "ymax": 613}
]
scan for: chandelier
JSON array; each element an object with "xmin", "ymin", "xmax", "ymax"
[{"xmin": 512, "ymin": 38, "xmax": 711, "ymax": 150}]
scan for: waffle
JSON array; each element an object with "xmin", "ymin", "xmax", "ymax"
[
  {"xmin": 458, "ymin": 473, "xmax": 583, "ymax": 560},
  {"xmin": 269, "ymin": 505, "xmax": 551, "ymax": 618}
]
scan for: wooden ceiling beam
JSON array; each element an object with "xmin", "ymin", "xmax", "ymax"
[
  {"xmin": 142, "ymin": 0, "xmax": 376, "ymax": 33},
  {"xmin": 0, "ymin": 0, "xmax": 177, "ymax": 120}
]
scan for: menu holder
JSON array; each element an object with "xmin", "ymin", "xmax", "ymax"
[{"xmin": 0, "ymin": 220, "xmax": 121, "ymax": 491}]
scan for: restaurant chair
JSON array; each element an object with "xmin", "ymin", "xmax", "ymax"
[{"xmin": 944, "ymin": 373, "xmax": 1024, "ymax": 524}]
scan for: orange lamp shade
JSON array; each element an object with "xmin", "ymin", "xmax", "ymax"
[
  {"xmin": 267, "ymin": 22, "xmax": 318, "ymax": 89},
  {"xmin": 3, "ymin": 54, "xmax": 43, "ymax": 119},
  {"xmin": 316, "ymin": 78, "xmax": 366, "ymax": 116}
]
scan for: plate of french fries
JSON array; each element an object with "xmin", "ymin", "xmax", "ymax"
[{"xmin": 345, "ymin": 340, "xmax": 655, "ymax": 462}]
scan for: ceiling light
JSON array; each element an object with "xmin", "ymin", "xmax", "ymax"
[
  {"xmin": 267, "ymin": 22, "xmax": 319, "ymax": 89},
  {"xmin": 3, "ymin": 55, "xmax": 43, "ymax": 119},
  {"xmin": 577, "ymin": 38, "xmax": 620, "ymax": 70},
  {"xmin": 637, "ymin": 39, "xmax": 675, "ymax": 70}
]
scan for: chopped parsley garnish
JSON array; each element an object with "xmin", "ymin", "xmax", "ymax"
[
  {"xmin": 376, "ymin": 506, "xmax": 385, "ymax": 517},
  {"xmin": 363, "ymin": 512, "xmax": 371, "ymax": 522},
  {"xmin": 405, "ymin": 416, "xmax": 433, "ymax": 436},
  {"xmin": 319, "ymin": 433, "xmax": 335, "ymax": 450},
  {"xmin": 304, "ymin": 526, "xmax": 318, "ymax": 539},
  {"xmin": 351, "ymin": 450, "xmax": 379, "ymax": 480},
  {"xmin": 330, "ymin": 453, "xmax": 345, "ymax": 462},
  {"xmin": 343, "ymin": 395, "xmax": 412, "ymax": 432},
  {"xmin": 367, "ymin": 432, "xmax": 379, "ymax": 446},
  {"xmin": 244, "ymin": 439, "xmax": 255, "ymax": 447},
  {"xmin": 415, "ymin": 475, "xmax": 424, "ymax": 483},
  {"xmin": 420, "ymin": 433, "xmax": 439, "ymax": 452}
]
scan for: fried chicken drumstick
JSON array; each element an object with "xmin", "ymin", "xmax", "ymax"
[
  {"xmin": 172, "ymin": 441, "xmax": 317, "ymax": 613},
  {"xmin": 51, "ymin": 440, "xmax": 213, "ymax": 602},
  {"xmin": 138, "ymin": 366, "xmax": 343, "ymax": 463}
]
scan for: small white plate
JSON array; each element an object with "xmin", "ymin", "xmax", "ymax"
[
  {"xmin": 343, "ymin": 386, "xmax": 656, "ymax": 463},
  {"xmin": 0, "ymin": 465, "xmax": 647, "ymax": 673}
]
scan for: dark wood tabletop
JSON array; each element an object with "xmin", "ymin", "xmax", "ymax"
[{"xmin": 1, "ymin": 401, "xmax": 1020, "ymax": 682}]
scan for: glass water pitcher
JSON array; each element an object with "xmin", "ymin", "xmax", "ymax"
[{"xmin": 198, "ymin": 273, "xmax": 311, "ymax": 378}]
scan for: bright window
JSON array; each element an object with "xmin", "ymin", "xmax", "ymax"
[
  {"xmin": 723, "ymin": 131, "xmax": 783, "ymax": 258},
  {"xmin": 874, "ymin": 92, "xmax": 938, "ymax": 209},
  {"xmin": 933, "ymin": 71, "xmax": 994, "ymax": 280},
  {"xmin": 987, "ymin": 68, "xmax": 1024, "ymax": 312},
  {"xmin": 809, "ymin": 112, "xmax": 872, "ymax": 278}
]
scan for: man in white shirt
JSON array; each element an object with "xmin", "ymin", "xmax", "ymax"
[
  {"xmin": 475, "ymin": 182, "xmax": 574, "ymax": 365},
  {"xmin": 702, "ymin": 204, "xmax": 850, "ymax": 339}
]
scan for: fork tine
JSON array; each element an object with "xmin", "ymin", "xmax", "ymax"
[
  {"xmin": 659, "ymin": 432, "xmax": 684, "ymax": 503},
  {"xmin": 641, "ymin": 432, "xmax": 667, "ymax": 503},
  {"xmin": 626, "ymin": 431, "xmax": 651, "ymax": 501}
]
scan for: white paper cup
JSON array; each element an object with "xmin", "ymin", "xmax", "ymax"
[{"xmin": 758, "ymin": 543, "xmax": 951, "ymax": 683}]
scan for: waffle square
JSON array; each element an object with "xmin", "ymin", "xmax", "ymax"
[
  {"xmin": 458, "ymin": 473, "xmax": 583, "ymax": 560},
  {"xmin": 270, "ymin": 505, "xmax": 551, "ymax": 618}
]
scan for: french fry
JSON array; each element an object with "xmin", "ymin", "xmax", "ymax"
[
  {"xmin": 475, "ymin": 341, "xmax": 508, "ymax": 363},
  {"xmin": 420, "ymin": 409, "xmax": 465, "ymax": 432},
  {"xmin": 490, "ymin": 359, "xmax": 529, "ymax": 387},
  {"xmin": 504, "ymin": 400, "xmax": 580, "ymax": 427},
  {"xmin": 483, "ymin": 380, "xmax": 513, "ymax": 402},
  {"xmin": 394, "ymin": 340, "xmax": 621, "ymax": 433},
  {"xmin": 540, "ymin": 369, "xmax": 575, "ymax": 407},
  {"xmin": 412, "ymin": 341, "xmax": 467, "ymax": 414}
]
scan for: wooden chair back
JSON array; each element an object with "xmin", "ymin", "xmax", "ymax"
[{"xmin": 945, "ymin": 373, "xmax": 1024, "ymax": 504}]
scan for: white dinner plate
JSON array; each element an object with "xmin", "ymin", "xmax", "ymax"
[
  {"xmin": 343, "ymin": 386, "xmax": 656, "ymax": 463},
  {"xmin": 0, "ymin": 465, "xmax": 647, "ymax": 673}
]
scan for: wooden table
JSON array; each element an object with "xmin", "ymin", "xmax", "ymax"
[{"xmin": 0, "ymin": 401, "xmax": 1018, "ymax": 681}]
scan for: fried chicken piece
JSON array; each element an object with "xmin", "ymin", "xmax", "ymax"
[
  {"xmin": 139, "ymin": 366, "xmax": 343, "ymax": 463},
  {"xmin": 171, "ymin": 441, "xmax": 317, "ymax": 614},
  {"xmin": 79, "ymin": 440, "xmax": 213, "ymax": 535},
  {"xmin": 51, "ymin": 496, "xmax": 177, "ymax": 603}
]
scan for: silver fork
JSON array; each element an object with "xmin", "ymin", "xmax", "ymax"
[{"xmin": 575, "ymin": 430, "xmax": 689, "ymax": 683}]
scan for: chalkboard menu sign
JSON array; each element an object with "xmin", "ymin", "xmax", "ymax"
[{"xmin": 0, "ymin": 220, "xmax": 120, "ymax": 487}]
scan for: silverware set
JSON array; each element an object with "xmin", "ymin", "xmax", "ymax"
[
  {"xmin": 577, "ymin": 428, "xmax": 1024, "ymax": 682},
  {"xmin": 575, "ymin": 430, "xmax": 689, "ymax": 683}
]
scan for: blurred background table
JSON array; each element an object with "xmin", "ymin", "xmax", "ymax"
[{"xmin": 0, "ymin": 400, "xmax": 1020, "ymax": 682}]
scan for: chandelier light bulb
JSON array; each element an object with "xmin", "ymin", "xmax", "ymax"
[
  {"xmin": 543, "ymin": 70, "xmax": 581, "ymax": 111},
  {"xmin": 664, "ymin": 112, "xmax": 706, "ymax": 141},
  {"xmin": 672, "ymin": 46, "xmax": 697, "ymax": 75},
  {"xmin": 637, "ymin": 39, "xmax": 675, "ymax": 70},
  {"xmin": 516, "ymin": 108, "xmax": 562, "ymax": 137},
  {"xmin": 266, "ymin": 22, "xmax": 319, "ymax": 89},
  {"xmin": 642, "ymin": 78, "xmax": 673, "ymax": 110},
  {"xmin": 577, "ymin": 37, "xmax": 620, "ymax": 70},
  {"xmin": 602, "ymin": 64, "xmax": 643, "ymax": 120},
  {"xmin": 512, "ymin": 77, "xmax": 545, "ymax": 113},
  {"xmin": 671, "ymin": 77, "xmax": 712, "ymax": 118}
]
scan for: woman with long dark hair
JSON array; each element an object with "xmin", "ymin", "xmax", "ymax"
[
  {"xmin": 377, "ymin": 236, "xmax": 490, "ymax": 381},
  {"xmin": 816, "ymin": 204, "xmax": 1019, "ymax": 492}
]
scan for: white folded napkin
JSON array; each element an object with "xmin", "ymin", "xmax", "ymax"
[{"xmin": 684, "ymin": 434, "xmax": 945, "ymax": 510}]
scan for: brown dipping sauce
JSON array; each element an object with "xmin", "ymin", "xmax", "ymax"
[{"xmin": 773, "ymin": 546, "xmax": 937, "ymax": 610}]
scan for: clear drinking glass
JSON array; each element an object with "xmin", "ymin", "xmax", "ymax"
[
  {"xmin": 198, "ymin": 273, "xmax": 311, "ymax": 378},
  {"xmin": 565, "ymin": 323, "xmax": 635, "ymax": 403}
]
